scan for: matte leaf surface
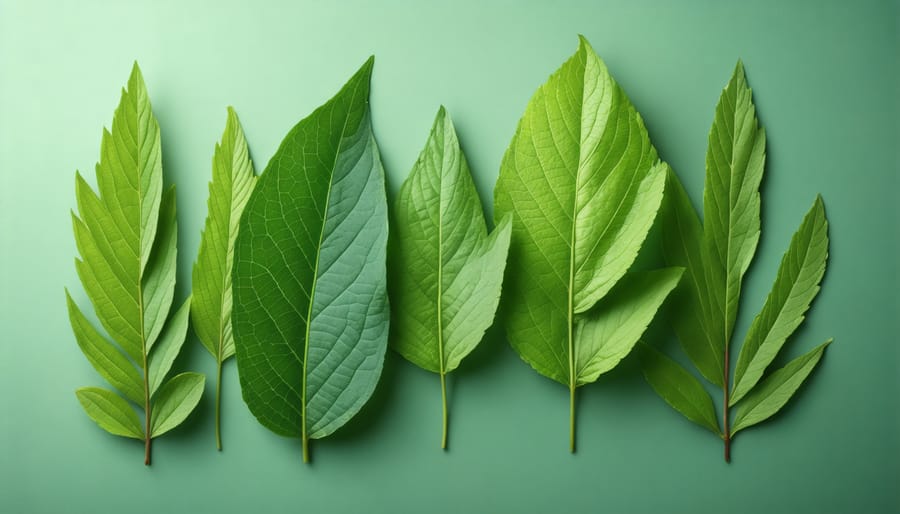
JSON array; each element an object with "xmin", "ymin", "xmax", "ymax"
[
  {"xmin": 76, "ymin": 387, "xmax": 144, "ymax": 440},
  {"xmin": 232, "ymin": 57, "xmax": 389, "ymax": 462},
  {"xmin": 390, "ymin": 106, "xmax": 511, "ymax": 449},
  {"xmin": 493, "ymin": 36, "xmax": 672, "ymax": 451},
  {"xmin": 638, "ymin": 344, "xmax": 720, "ymax": 435},
  {"xmin": 150, "ymin": 372, "xmax": 206, "ymax": 437}
]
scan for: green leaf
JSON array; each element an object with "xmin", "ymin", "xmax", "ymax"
[
  {"xmin": 191, "ymin": 107, "xmax": 257, "ymax": 449},
  {"xmin": 232, "ymin": 57, "xmax": 389, "ymax": 462},
  {"xmin": 389, "ymin": 106, "xmax": 512, "ymax": 448},
  {"xmin": 731, "ymin": 340, "xmax": 831, "ymax": 435},
  {"xmin": 701, "ymin": 61, "xmax": 766, "ymax": 351},
  {"xmin": 574, "ymin": 268, "xmax": 684, "ymax": 385},
  {"xmin": 150, "ymin": 372, "xmax": 206, "ymax": 437},
  {"xmin": 637, "ymin": 344, "xmax": 720, "ymax": 436},
  {"xmin": 69, "ymin": 63, "xmax": 199, "ymax": 463},
  {"xmin": 76, "ymin": 387, "xmax": 144, "ymax": 439},
  {"xmin": 659, "ymin": 167, "xmax": 724, "ymax": 386},
  {"xmin": 493, "ymin": 36, "xmax": 668, "ymax": 450},
  {"xmin": 731, "ymin": 197, "xmax": 829, "ymax": 405}
]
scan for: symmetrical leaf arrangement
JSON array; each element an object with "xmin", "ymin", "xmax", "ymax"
[
  {"xmin": 494, "ymin": 37, "xmax": 684, "ymax": 452},
  {"xmin": 191, "ymin": 107, "xmax": 257, "ymax": 450},
  {"xmin": 389, "ymin": 107, "xmax": 512, "ymax": 449},
  {"xmin": 67, "ymin": 63, "xmax": 204, "ymax": 465},
  {"xmin": 639, "ymin": 63, "xmax": 831, "ymax": 461},
  {"xmin": 67, "ymin": 51, "xmax": 833, "ymax": 466},
  {"xmin": 231, "ymin": 57, "xmax": 389, "ymax": 463}
]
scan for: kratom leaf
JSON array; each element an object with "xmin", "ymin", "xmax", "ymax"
[
  {"xmin": 389, "ymin": 106, "xmax": 512, "ymax": 449},
  {"xmin": 493, "ymin": 36, "xmax": 671, "ymax": 451},
  {"xmin": 76, "ymin": 387, "xmax": 145, "ymax": 439},
  {"xmin": 637, "ymin": 344, "xmax": 720, "ymax": 435},
  {"xmin": 731, "ymin": 340, "xmax": 831, "ymax": 435},
  {"xmin": 191, "ymin": 107, "xmax": 257, "ymax": 449},
  {"xmin": 232, "ymin": 57, "xmax": 389, "ymax": 463},
  {"xmin": 150, "ymin": 372, "xmax": 206, "ymax": 437},
  {"xmin": 731, "ymin": 197, "xmax": 828, "ymax": 405},
  {"xmin": 68, "ymin": 62, "xmax": 201, "ymax": 465}
]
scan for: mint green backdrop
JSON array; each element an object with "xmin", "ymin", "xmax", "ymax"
[{"xmin": 1, "ymin": 1, "xmax": 896, "ymax": 512}]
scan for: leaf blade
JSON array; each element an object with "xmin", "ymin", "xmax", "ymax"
[
  {"xmin": 148, "ymin": 297, "xmax": 192, "ymax": 396},
  {"xmin": 76, "ymin": 387, "xmax": 144, "ymax": 439},
  {"xmin": 150, "ymin": 372, "xmax": 205, "ymax": 437}
]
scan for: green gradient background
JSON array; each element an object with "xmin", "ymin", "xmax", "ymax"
[{"xmin": 1, "ymin": 1, "xmax": 897, "ymax": 512}]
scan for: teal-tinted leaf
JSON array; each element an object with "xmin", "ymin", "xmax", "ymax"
[
  {"xmin": 389, "ymin": 106, "xmax": 512, "ymax": 448},
  {"xmin": 574, "ymin": 268, "xmax": 683, "ymax": 385},
  {"xmin": 191, "ymin": 107, "xmax": 257, "ymax": 449},
  {"xmin": 148, "ymin": 297, "xmax": 191, "ymax": 396},
  {"xmin": 701, "ymin": 61, "xmax": 766, "ymax": 350},
  {"xmin": 150, "ymin": 372, "xmax": 206, "ymax": 437},
  {"xmin": 76, "ymin": 387, "xmax": 144, "ymax": 439},
  {"xmin": 660, "ymin": 167, "xmax": 724, "ymax": 386},
  {"xmin": 731, "ymin": 340, "xmax": 831, "ymax": 435},
  {"xmin": 67, "ymin": 291, "xmax": 143, "ymax": 404},
  {"xmin": 638, "ymin": 344, "xmax": 720, "ymax": 435},
  {"xmin": 493, "ymin": 36, "xmax": 667, "ymax": 450},
  {"xmin": 731, "ymin": 197, "xmax": 829, "ymax": 405},
  {"xmin": 233, "ymin": 57, "xmax": 389, "ymax": 462}
]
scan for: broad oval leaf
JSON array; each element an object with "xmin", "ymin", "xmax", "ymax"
[
  {"xmin": 493, "ymin": 36, "xmax": 668, "ymax": 450},
  {"xmin": 731, "ymin": 340, "xmax": 831, "ymax": 435},
  {"xmin": 150, "ymin": 372, "xmax": 206, "ymax": 437},
  {"xmin": 233, "ymin": 57, "xmax": 389, "ymax": 462},
  {"xmin": 731, "ymin": 197, "xmax": 829, "ymax": 405},
  {"xmin": 389, "ymin": 106, "xmax": 512, "ymax": 448},
  {"xmin": 76, "ymin": 387, "xmax": 144, "ymax": 440}
]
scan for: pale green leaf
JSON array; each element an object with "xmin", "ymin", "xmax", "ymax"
[
  {"xmin": 233, "ymin": 57, "xmax": 389, "ymax": 461},
  {"xmin": 638, "ymin": 344, "xmax": 721, "ymax": 436},
  {"xmin": 701, "ymin": 61, "xmax": 766, "ymax": 350},
  {"xmin": 731, "ymin": 197, "xmax": 829, "ymax": 405},
  {"xmin": 731, "ymin": 340, "xmax": 831, "ymax": 435},
  {"xmin": 76, "ymin": 387, "xmax": 144, "ymax": 439},
  {"xmin": 150, "ymin": 372, "xmax": 206, "ymax": 437},
  {"xmin": 148, "ymin": 297, "xmax": 192, "ymax": 396},
  {"xmin": 574, "ymin": 268, "xmax": 683, "ymax": 385},
  {"xmin": 142, "ymin": 186, "xmax": 178, "ymax": 352}
]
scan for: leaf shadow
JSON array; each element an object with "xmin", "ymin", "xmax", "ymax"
[{"xmin": 325, "ymin": 348, "xmax": 402, "ymax": 444}]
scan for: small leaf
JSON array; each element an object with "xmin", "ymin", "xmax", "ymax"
[
  {"xmin": 76, "ymin": 387, "xmax": 144, "ymax": 439},
  {"xmin": 142, "ymin": 185, "xmax": 178, "ymax": 352},
  {"xmin": 731, "ymin": 197, "xmax": 829, "ymax": 404},
  {"xmin": 148, "ymin": 297, "xmax": 192, "ymax": 396},
  {"xmin": 150, "ymin": 372, "xmax": 206, "ymax": 438},
  {"xmin": 638, "ymin": 344, "xmax": 721, "ymax": 436},
  {"xmin": 731, "ymin": 340, "xmax": 831, "ymax": 435}
]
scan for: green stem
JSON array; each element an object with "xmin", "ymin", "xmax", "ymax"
[
  {"xmin": 723, "ymin": 345, "xmax": 731, "ymax": 463},
  {"xmin": 440, "ymin": 372, "xmax": 448, "ymax": 450},
  {"xmin": 215, "ymin": 360, "xmax": 223, "ymax": 451},
  {"xmin": 569, "ymin": 383, "xmax": 576, "ymax": 453},
  {"xmin": 302, "ymin": 432, "xmax": 309, "ymax": 463}
]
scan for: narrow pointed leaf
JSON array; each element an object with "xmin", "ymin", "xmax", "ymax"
[
  {"xmin": 731, "ymin": 197, "xmax": 829, "ymax": 404},
  {"xmin": 390, "ymin": 107, "xmax": 511, "ymax": 374},
  {"xmin": 638, "ymin": 344, "xmax": 721, "ymax": 435},
  {"xmin": 150, "ymin": 372, "xmax": 206, "ymax": 437},
  {"xmin": 142, "ymin": 186, "xmax": 178, "ymax": 351},
  {"xmin": 493, "ymin": 36, "xmax": 667, "ymax": 386},
  {"xmin": 731, "ymin": 340, "xmax": 831, "ymax": 435},
  {"xmin": 702, "ymin": 61, "xmax": 766, "ymax": 350},
  {"xmin": 574, "ymin": 268, "xmax": 683, "ymax": 385},
  {"xmin": 233, "ymin": 57, "xmax": 389, "ymax": 458},
  {"xmin": 76, "ymin": 387, "xmax": 144, "ymax": 439},
  {"xmin": 148, "ymin": 297, "xmax": 192, "ymax": 396}
]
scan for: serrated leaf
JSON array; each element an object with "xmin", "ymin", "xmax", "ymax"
[
  {"xmin": 150, "ymin": 372, "xmax": 205, "ymax": 437},
  {"xmin": 191, "ymin": 107, "xmax": 257, "ymax": 449},
  {"xmin": 731, "ymin": 197, "xmax": 828, "ymax": 405},
  {"xmin": 574, "ymin": 268, "xmax": 684, "ymax": 385},
  {"xmin": 232, "ymin": 57, "xmax": 389, "ymax": 462},
  {"xmin": 637, "ymin": 344, "xmax": 720, "ymax": 436},
  {"xmin": 731, "ymin": 340, "xmax": 831, "ymax": 435},
  {"xmin": 76, "ymin": 387, "xmax": 144, "ymax": 439},
  {"xmin": 701, "ymin": 61, "xmax": 766, "ymax": 351},
  {"xmin": 389, "ymin": 106, "xmax": 512, "ymax": 449},
  {"xmin": 148, "ymin": 297, "xmax": 191, "ymax": 396},
  {"xmin": 493, "ymin": 36, "xmax": 668, "ymax": 450}
]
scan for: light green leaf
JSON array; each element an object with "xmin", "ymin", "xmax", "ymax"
[
  {"xmin": 66, "ymin": 291, "xmax": 143, "ymax": 404},
  {"xmin": 731, "ymin": 197, "xmax": 829, "ymax": 405},
  {"xmin": 76, "ymin": 387, "xmax": 144, "ymax": 439},
  {"xmin": 731, "ymin": 340, "xmax": 831, "ymax": 435},
  {"xmin": 142, "ymin": 185, "xmax": 178, "ymax": 352},
  {"xmin": 574, "ymin": 268, "xmax": 684, "ymax": 385},
  {"xmin": 701, "ymin": 61, "xmax": 766, "ymax": 351},
  {"xmin": 638, "ymin": 344, "xmax": 721, "ymax": 436},
  {"xmin": 659, "ymin": 167, "xmax": 724, "ymax": 386},
  {"xmin": 389, "ymin": 106, "xmax": 512, "ymax": 448},
  {"xmin": 233, "ymin": 57, "xmax": 389, "ymax": 462},
  {"xmin": 148, "ymin": 297, "xmax": 192, "ymax": 396},
  {"xmin": 493, "ymin": 36, "xmax": 667, "ymax": 450},
  {"xmin": 150, "ymin": 372, "xmax": 206, "ymax": 438}
]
